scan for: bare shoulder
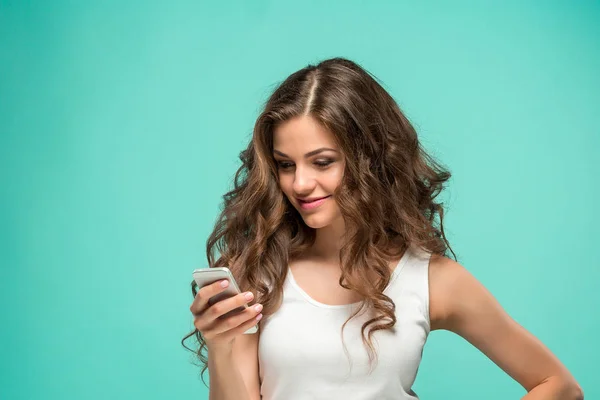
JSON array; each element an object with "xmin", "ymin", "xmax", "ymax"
[
  {"xmin": 427, "ymin": 253, "xmax": 495, "ymax": 331},
  {"xmin": 427, "ymin": 253, "xmax": 465, "ymax": 331},
  {"xmin": 428, "ymin": 253, "xmax": 514, "ymax": 331}
]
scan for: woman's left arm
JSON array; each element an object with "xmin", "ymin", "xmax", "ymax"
[{"xmin": 429, "ymin": 255, "xmax": 584, "ymax": 400}]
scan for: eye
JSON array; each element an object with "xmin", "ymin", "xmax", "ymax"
[
  {"xmin": 314, "ymin": 159, "xmax": 334, "ymax": 168},
  {"xmin": 275, "ymin": 161, "xmax": 293, "ymax": 170},
  {"xmin": 276, "ymin": 159, "xmax": 334, "ymax": 170}
]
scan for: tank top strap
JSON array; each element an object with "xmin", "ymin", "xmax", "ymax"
[{"xmin": 387, "ymin": 245, "xmax": 432, "ymax": 332}]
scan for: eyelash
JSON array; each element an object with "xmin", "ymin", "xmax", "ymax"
[{"xmin": 276, "ymin": 160, "xmax": 334, "ymax": 170}]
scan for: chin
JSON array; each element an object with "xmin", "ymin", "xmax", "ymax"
[{"xmin": 302, "ymin": 216, "xmax": 332, "ymax": 229}]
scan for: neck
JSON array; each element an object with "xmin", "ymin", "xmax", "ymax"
[{"xmin": 307, "ymin": 215, "xmax": 347, "ymax": 263}]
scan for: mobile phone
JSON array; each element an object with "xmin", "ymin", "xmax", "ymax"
[{"xmin": 192, "ymin": 267, "xmax": 258, "ymax": 334}]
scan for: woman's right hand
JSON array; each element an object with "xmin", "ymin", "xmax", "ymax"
[{"xmin": 189, "ymin": 280, "xmax": 263, "ymax": 352}]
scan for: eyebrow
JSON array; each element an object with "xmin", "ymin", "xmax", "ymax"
[{"xmin": 273, "ymin": 147, "xmax": 338, "ymax": 158}]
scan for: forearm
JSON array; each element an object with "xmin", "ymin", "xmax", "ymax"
[
  {"xmin": 521, "ymin": 376, "xmax": 583, "ymax": 400},
  {"xmin": 208, "ymin": 348, "xmax": 251, "ymax": 400}
]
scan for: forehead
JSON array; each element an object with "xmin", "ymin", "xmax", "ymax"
[{"xmin": 273, "ymin": 115, "xmax": 338, "ymax": 152}]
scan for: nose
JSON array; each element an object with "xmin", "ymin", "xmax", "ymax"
[{"xmin": 292, "ymin": 164, "xmax": 317, "ymax": 195}]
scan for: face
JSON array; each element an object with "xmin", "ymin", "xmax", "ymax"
[{"xmin": 272, "ymin": 115, "xmax": 345, "ymax": 229}]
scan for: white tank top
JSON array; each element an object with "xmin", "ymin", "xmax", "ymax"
[{"xmin": 258, "ymin": 246, "xmax": 432, "ymax": 400}]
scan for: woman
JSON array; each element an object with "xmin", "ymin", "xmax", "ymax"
[{"xmin": 183, "ymin": 57, "xmax": 583, "ymax": 399}]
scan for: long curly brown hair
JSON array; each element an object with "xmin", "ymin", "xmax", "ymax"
[{"xmin": 182, "ymin": 57, "xmax": 456, "ymax": 384}]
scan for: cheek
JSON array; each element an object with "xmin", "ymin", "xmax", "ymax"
[
  {"xmin": 277, "ymin": 175, "xmax": 294, "ymax": 196},
  {"xmin": 328, "ymin": 168, "xmax": 344, "ymax": 189}
]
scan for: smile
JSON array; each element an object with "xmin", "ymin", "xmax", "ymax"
[{"xmin": 298, "ymin": 196, "xmax": 331, "ymax": 210}]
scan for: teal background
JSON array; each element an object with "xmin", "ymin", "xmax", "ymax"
[{"xmin": 1, "ymin": 1, "xmax": 598, "ymax": 399}]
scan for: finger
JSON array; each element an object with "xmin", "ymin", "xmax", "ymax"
[
  {"xmin": 209, "ymin": 303, "xmax": 263, "ymax": 336},
  {"xmin": 204, "ymin": 307, "xmax": 263, "ymax": 341},
  {"xmin": 193, "ymin": 291, "xmax": 254, "ymax": 331},
  {"xmin": 206, "ymin": 291, "xmax": 254, "ymax": 320},
  {"xmin": 218, "ymin": 309, "xmax": 264, "ymax": 340},
  {"xmin": 189, "ymin": 279, "xmax": 230, "ymax": 314}
]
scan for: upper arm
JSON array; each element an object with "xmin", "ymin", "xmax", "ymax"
[
  {"xmin": 428, "ymin": 254, "xmax": 578, "ymax": 393},
  {"xmin": 232, "ymin": 329, "xmax": 261, "ymax": 400}
]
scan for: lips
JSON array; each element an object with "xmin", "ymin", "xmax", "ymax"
[
  {"xmin": 297, "ymin": 195, "xmax": 331, "ymax": 210},
  {"xmin": 298, "ymin": 196, "xmax": 330, "ymax": 203}
]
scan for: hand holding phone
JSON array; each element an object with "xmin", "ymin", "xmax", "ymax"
[{"xmin": 189, "ymin": 267, "xmax": 263, "ymax": 351}]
